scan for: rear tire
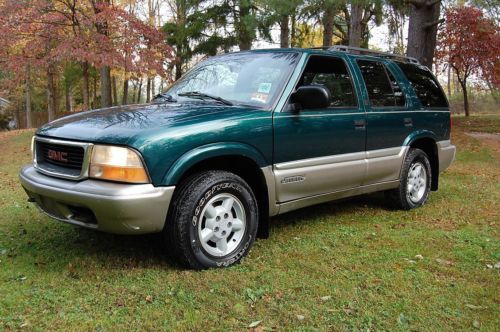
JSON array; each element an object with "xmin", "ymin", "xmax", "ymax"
[
  {"xmin": 386, "ymin": 148, "xmax": 432, "ymax": 210},
  {"xmin": 164, "ymin": 170, "xmax": 258, "ymax": 270}
]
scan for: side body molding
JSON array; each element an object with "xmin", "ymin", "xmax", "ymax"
[
  {"xmin": 162, "ymin": 142, "xmax": 269, "ymax": 185},
  {"xmin": 273, "ymin": 146, "xmax": 409, "ymax": 203}
]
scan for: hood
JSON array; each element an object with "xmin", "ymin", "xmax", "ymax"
[{"xmin": 36, "ymin": 102, "xmax": 261, "ymax": 145}]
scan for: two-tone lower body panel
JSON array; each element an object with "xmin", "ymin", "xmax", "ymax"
[
  {"xmin": 266, "ymin": 141, "xmax": 456, "ymax": 216},
  {"xmin": 20, "ymin": 165, "xmax": 174, "ymax": 234}
]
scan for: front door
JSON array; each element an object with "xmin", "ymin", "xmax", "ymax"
[{"xmin": 273, "ymin": 54, "xmax": 366, "ymax": 203}]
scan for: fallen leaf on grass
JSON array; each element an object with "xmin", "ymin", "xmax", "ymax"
[
  {"xmin": 296, "ymin": 315, "xmax": 305, "ymax": 321},
  {"xmin": 145, "ymin": 295, "xmax": 153, "ymax": 303},
  {"xmin": 436, "ymin": 258, "xmax": 454, "ymax": 266},
  {"xmin": 248, "ymin": 320, "xmax": 262, "ymax": 328},
  {"xmin": 343, "ymin": 308, "xmax": 354, "ymax": 315},
  {"xmin": 472, "ymin": 320, "xmax": 480, "ymax": 329},
  {"xmin": 465, "ymin": 304, "xmax": 485, "ymax": 310},
  {"xmin": 415, "ymin": 254, "xmax": 424, "ymax": 260},
  {"xmin": 320, "ymin": 295, "xmax": 332, "ymax": 301}
]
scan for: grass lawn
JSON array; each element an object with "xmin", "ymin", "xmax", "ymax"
[{"xmin": 0, "ymin": 115, "xmax": 499, "ymax": 331}]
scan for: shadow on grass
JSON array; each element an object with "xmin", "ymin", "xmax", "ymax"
[
  {"xmin": 270, "ymin": 191, "xmax": 391, "ymax": 230},
  {"xmin": 20, "ymin": 192, "xmax": 391, "ymax": 270}
]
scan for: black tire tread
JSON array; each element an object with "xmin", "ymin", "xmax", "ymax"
[
  {"xmin": 386, "ymin": 148, "xmax": 432, "ymax": 210},
  {"xmin": 164, "ymin": 170, "xmax": 257, "ymax": 270}
]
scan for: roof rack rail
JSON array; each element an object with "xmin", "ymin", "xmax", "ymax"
[{"xmin": 327, "ymin": 45, "xmax": 419, "ymax": 64}]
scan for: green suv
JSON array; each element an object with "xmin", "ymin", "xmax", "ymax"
[{"xmin": 19, "ymin": 46, "xmax": 456, "ymax": 269}]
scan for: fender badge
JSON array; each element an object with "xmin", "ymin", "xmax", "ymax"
[{"xmin": 281, "ymin": 175, "xmax": 305, "ymax": 184}]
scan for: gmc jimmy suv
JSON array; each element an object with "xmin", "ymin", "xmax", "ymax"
[{"xmin": 20, "ymin": 46, "xmax": 456, "ymax": 269}]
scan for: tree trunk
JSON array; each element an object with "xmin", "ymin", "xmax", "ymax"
[
  {"xmin": 459, "ymin": 79, "xmax": 469, "ymax": 116},
  {"xmin": 237, "ymin": 1, "xmax": 253, "ymax": 50},
  {"xmin": 291, "ymin": 11, "xmax": 297, "ymax": 47},
  {"xmin": 65, "ymin": 85, "xmax": 71, "ymax": 112},
  {"xmin": 447, "ymin": 62, "xmax": 451, "ymax": 97},
  {"xmin": 175, "ymin": 57, "xmax": 182, "ymax": 80},
  {"xmin": 159, "ymin": 78, "xmax": 164, "ymax": 94},
  {"xmin": 349, "ymin": 4, "xmax": 363, "ymax": 47},
  {"xmin": 82, "ymin": 62, "xmax": 89, "ymax": 111},
  {"xmin": 146, "ymin": 78, "xmax": 151, "ymax": 103},
  {"xmin": 322, "ymin": 5, "xmax": 335, "ymax": 47},
  {"xmin": 100, "ymin": 66, "xmax": 112, "ymax": 107},
  {"xmin": 47, "ymin": 63, "xmax": 57, "ymax": 122},
  {"xmin": 25, "ymin": 64, "xmax": 32, "ymax": 128},
  {"xmin": 407, "ymin": 0, "xmax": 441, "ymax": 69},
  {"xmin": 122, "ymin": 79, "xmax": 129, "ymax": 105},
  {"xmin": 93, "ymin": 0, "xmax": 112, "ymax": 107},
  {"xmin": 111, "ymin": 75, "xmax": 118, "ymax": 106},
  {"xmin": 137, "ymin": 78, "xmax": 143, "ymax": 103},
  {"xmin": 92, "ymin": 75, "xmax": 97, "ymax": 109},
  {"xmin": 280, "ymin": 15, "xmax": 290, "ymax": 48}
]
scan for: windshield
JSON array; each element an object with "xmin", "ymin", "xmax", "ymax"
[{"xmin": 165, "ymin": 52, "xmax": 300, "ymax": 109}]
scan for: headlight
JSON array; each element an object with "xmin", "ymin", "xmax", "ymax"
[{"xmin": 89, "ymin": 145, "xmax": 149, "ymax": 183}]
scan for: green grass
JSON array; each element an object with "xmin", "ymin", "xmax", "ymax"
[
  {"xmin": 1, "ymin": 117, "xmax": 499, "ymax": 331},
  {"xmin": 453, "ymin": 114, "xmax": 500, "ymax": 133}
]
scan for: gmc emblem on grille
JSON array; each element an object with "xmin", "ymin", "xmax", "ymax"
[{"xmin": 47, "ymin": 149, "xmax": 68, "ymax": 162}]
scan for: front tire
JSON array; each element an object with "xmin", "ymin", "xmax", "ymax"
[
  {"xmin": 386, "ymin": 148, "xmax": 432, "ymax": 210},
  {"xmin": 164, "ymin": 171, "xmax": 258, "ymax": 270}
]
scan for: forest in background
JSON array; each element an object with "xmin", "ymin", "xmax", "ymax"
[{"xmin": 0, "ymin": 0, "xmax": 498, "ymax": 129}]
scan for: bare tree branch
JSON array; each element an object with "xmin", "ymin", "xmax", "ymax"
[{"xmin": 424, "ymin": 18, "xmax": 445, "ymax": 29}]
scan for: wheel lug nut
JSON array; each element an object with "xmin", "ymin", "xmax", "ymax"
[
  {"xmin": 224, "ymin": 213, "xmax": 229, "ymax": 219},
  {"xmin": 227, "ymin": 222, "xmax": 232, "ymax": 227},
  {"xmin": 214, "ymin": 227, "xmax": 219, "ymax": 232},
  {"xmin": 221, "ymin": 230, "xmax": 226, "ymax": 236},
  {"xmin": 216, "ymin": 216, "xmax": 220, "ymax": 221}
]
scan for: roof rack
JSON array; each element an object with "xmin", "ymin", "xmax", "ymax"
[{"xmin": 326, "ymin": 45, "xmax": 420, "ymax": 64}]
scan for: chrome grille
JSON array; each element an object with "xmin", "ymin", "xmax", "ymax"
[
  {"xmin": 34, "ymin": 137, "xmax": 92, "ymax": 180},
  {"xmin": 37, "ymin": 141, "xmax": 84, "ymax": 169}
]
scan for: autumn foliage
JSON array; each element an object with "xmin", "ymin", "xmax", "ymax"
[
  {"xmin": 0, "ymin": 0, "xmax": 172, "ymax": 76},
  {"xmin": 0, "ymin": 0, "xmax": 173, "ymax": 119},
  {"xmin": 436, "ymin": 6, "xmax": 500, "ymax": 116}
]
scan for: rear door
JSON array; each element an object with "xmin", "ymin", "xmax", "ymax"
[
  {"xmin": 273, "ymin": 54, "xmax": 366, "ymax": 203},
  {"xmin": 353, "ymin": 58, "xmax": 413, "ymax": 185}
]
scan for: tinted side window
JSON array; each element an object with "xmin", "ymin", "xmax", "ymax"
[
  {"xmin": 397, "ymin": 62, "xmax": 448, "ymax": 108},
  {"xmin": 299, "ymin": 56, "xmax": 357, "ymax": 108},
  {"xmin": 357, "ymin": 60, "xmax": 397, "ymax": 107},
  {"xmin": 386, "ymin": 69, "xmax": 405, "ymax": 107}
]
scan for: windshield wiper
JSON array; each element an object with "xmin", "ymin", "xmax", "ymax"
[
  {"xmin": 153, "ymin": 93, "xmax": 177, "ymax": 103},
  {"xmin": 178, "ymin": 91, "xmax": 233, "ymax": 106}
]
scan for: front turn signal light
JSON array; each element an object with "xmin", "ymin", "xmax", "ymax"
[{"xmin": 89, "ymin": 145, "xmax": 149, "ymax": 184}]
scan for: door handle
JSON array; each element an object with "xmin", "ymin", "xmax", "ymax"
[
  {"xmin": 354, "ymin": 119, "xmax": 366, "ymax": 130},
  {"xmin": 404, "ymin": 118, "xmax": 413, "ymax": 127}
]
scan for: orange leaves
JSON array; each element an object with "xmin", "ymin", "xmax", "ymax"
[
  {"xmin": 0, "ymin": 0, "xmax": 174, "ymax": 82},
  {"xmin": 436, "ymin": 6, "xmax": 499, "ymax": 86}
]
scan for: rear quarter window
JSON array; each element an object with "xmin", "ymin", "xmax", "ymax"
[{"xmin": 396, "ymin": 63, "xmax": 448, "ymax": 108}]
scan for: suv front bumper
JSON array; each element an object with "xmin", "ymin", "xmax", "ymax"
[{"xmin": 19, "ymin": 165, "xmax": 175, "ymax": 234}]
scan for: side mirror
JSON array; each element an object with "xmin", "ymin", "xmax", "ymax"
[{"xmin": 291, "ymin": 85, "xmax": 331, "ymax": 110}]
